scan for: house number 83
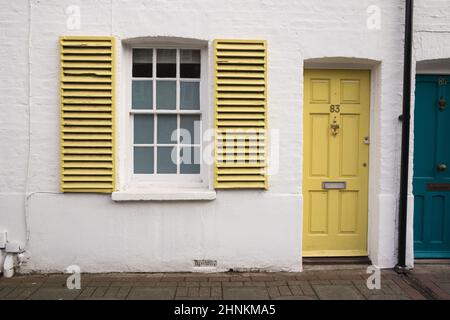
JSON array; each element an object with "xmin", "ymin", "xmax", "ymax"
[{"xmin": 330, "ymin": 104, "xmax": 340, "ymax": 113}]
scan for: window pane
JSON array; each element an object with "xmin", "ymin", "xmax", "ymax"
[
  {"xmin": 157, "ymin": 114, "xmax": 177, "ymax": 144},
  {"xmin": 180, "ymin": 146, "xmax": 200, "ymax": 174},
  {"xmin": 180, "ymin": 49, "xmax": 200, "ymax": 78},
  {"xmin": 157, "ymin": 147, "xmax": 177, "ymax": 174},
  {"xmin": 134, "ymin": 147, "xmax": 154, "ymax": 174},
  {"xmin": 132, "ymin": 49, "xmax": 153, "ymax": 77},
  {"xmin": 157, "ymin": 49, "xmax": 176, "ymax": 78},
  {"xmin": 156, "ymin": 81, "xmax": 176, "ymax": 110},
  {"xmin": 134, "ymin": 114, "xmax": 154, "ymax": 144},
  {"xmin": 132, "ymin": 80, "xmax": 152, "ymax": 109},
  {"xmin": 180, "ymin": 82, "xmax": 200, "ymax": 110},
  {"xmin": 180, "ymin": 115, "xmax": 201, "ymax": 144}
]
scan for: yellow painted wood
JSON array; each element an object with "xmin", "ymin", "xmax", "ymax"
[
  {"xmin": 214, "ymin": 39, "xmax": 268, "ymax": 189},
  {"xmin": 303, "ymin": 69, "xmax": 370, "ymax": 257},
  {"xmin": 60, "ymin": 36, "xmax": 115, "ymax": 193}
]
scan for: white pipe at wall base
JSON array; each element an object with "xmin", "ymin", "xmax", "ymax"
[{"xmin": 3, "ymin": 254, "xmax": 15, "ymax": 278}]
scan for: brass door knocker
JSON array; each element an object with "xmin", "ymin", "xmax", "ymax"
[{"xmin": 330, "ymin": 117, "xmax": 339, "ymax": 136}]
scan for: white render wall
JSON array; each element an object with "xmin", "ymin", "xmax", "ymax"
[{"xmin": 0, "ymin": 0, "xmax": 448, "ymax": 273}]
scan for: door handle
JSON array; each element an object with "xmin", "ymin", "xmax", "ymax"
[
  {"xmin": 437, "ymin": 163, "xmax": 447, "ymax": 172},
  {"xmin": 438, "ymin": 97, "xmax": 446, "ymax": 112}
]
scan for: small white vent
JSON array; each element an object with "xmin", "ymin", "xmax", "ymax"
[{"xmin": 194, "ymin": 259, "xmax": 217, "ymax": 267}]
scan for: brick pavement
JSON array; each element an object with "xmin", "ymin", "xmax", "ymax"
[{"xmin": 0, "ymin": 265, "xmax": 448, "ymax": 300}]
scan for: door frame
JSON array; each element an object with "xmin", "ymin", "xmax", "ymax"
[
  {"xmin": 412, "ymin": 72, "xmax": 450, "ymax": 259},
  {"xmin": 302, "ymin": 58, "xmax": 382, "ymax": 264}
]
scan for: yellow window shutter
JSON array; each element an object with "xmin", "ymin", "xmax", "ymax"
[
  {"xmin": 60, "ymin": 36, "xmax": 115, "ymax": 193},
  {"xmin": 214, "ymin": 39, "xmax": 268, "ymax": 189}
]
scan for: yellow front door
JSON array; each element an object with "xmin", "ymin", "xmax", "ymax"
[{"xmin": 303, "ymin": 69, "xmax": 370, "ymax": 257}]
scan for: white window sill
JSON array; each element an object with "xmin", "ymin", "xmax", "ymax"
[{"xmin": 112, "ymin": 187, "xmax": 216, "ymax": 201}]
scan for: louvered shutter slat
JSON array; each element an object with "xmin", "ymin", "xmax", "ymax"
[
  {"xmin": 60, "ymin": 36, "xmax": 115, "ymax": 193},
  {"xmin": 214, "ymin": 39, "xmax": 268, "ymax": 189}
]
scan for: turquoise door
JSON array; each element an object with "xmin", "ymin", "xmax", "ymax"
[{"xmin": 413, "ymin": 75, "xmax": 450, "ymax": 258}]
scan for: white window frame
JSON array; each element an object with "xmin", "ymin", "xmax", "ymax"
[{"xmin": 119, "ymin": 41, "xmax": 212, "ymax": 191}]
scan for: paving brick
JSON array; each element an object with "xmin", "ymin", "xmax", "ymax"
[
  {"xmin": 178, "ymin": 281, "xmax": 199, "ymax": 287},
  {"xmin": 92, "ymin": 286, "xmax": 109, "ymax": 297},
  {"xmin": 330, "ymin": 279, "xmax": 353, "ymax": 285},
  {"xmin": 250, "ymin": 275, "xmax": 274, "ymax": 281},
  {"xmin": 274, "ymin": 295, "xmax": 317, "ymax": 300},
  {"xmin": 382, "ymin": 279, "xmax": 403, "ymax": 294},
  {"xmin": 208, "ymin": 277, "xmax": 229, "ymax": 282},
  {"xmin": 199, "ymin": 287, "xmax": 210, "ymax": 297},
  {"xmin": 316, "ymin": 271, "xmax": 341, "ymax": 280},
  {"xmin": 436, "ymin": 282, "xmax": 450, "ymax": 295},
  {"xmin": 314, "ymin": 285, "xmax": 363, "ymax": 300},
  {"xmin": 299, "ymin": 282, "xmax": 315, "ymax": 296},
  {"xmin": 267, "ymin": 286, "xmax": 280, "ymax": 299},
  {"xmin": 127, "ymin": 287, "xmax": 176, "ymax": 300},
  {"xmin": 310, "ymin": 280, "xmax": 331, "ymax": 285},
  {"xmin": 222, "ymin": 281, "xmax": 243, "ymax": 287},
  {"xmin": 78, "ymin": 286, "xmax": 96, "ymax": 298},
  {"xmin": 5, "ymin": 287, "xmax": 26, "ymax": 298},
  {"xmin": 278, "ymin": 285, "xmax": 292, "ymax": 296},
  {"xmin": 391, "ymin": 277, "xmax": 426, "ymax": 300},
  {"xmin": 29, "ymin": 287, "xmax": 81, "ymax": 300},
  {"xmin": 287, "ymin": 280, "xmax": 303, "ymax": 286},
  {"xmin": 230, "ymin": 276, "xmax": 249, "ymax": 282},
  {"xmin": 104, "ymin": 286, "xmax": 120, "ymax": 298},
  {"xmin": 117, "ymin": 286, "xmax": 131, "ymax": 298},
  {"xmin": 188, "ymin": 287, "xmax": 199, "ymax": 297},
  {"xmin": 289, "ymin": 285, "xmax": 303, "ymax": 296},
  {"xmin": 161, "ymin": 276, "xmax": 184, "ymax": 282},
  {"xmin": 368, "ymin": 294, "xmax": 410, "ymax": 300},
  {"xmin": 110, "ymin": 281, "xmax": 131, "ymax": 287},
  {"xmin": 133, "ymin": 281, "xmax": 160, "ymax": 287},
  {"xmin": 223, "ymin": 287, "xmax": 269, "ymax": 300},
  {"xmin": 200, "ymin": 281, "xmax": 221, "ymax": 287},
  {"xmin": 266, "ymin": 280, "xmax": 287, "ymax": 286},
  {"xmin": 185, "ymin": 276, "xmax": 208, "ymax": 282},
  {"xmin": 295, "ymin": 273, "xmax": 318, "ymax": 280},
  {"xmin": 211, "ymin": 287, "xmax": 222, "ymax": 298},
  {"xmin": 155, "ymin": 281, "xmax": 178, "ymax": 287},
  {"xmin": 17, "ymin": 286, "xmax": 39, "ymax": 299},
  {"xmin": 175, "ymin": 286, "xmax": 188, "ymax": 297},
  {"xmin": 243, "ymin": 281, "xmax": 266, "ymax": 287}
]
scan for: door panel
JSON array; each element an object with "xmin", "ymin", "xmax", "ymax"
[
  {"xmin": 413, "ymin": 75, "xmax": 450, "ymax": 258},
  {"xmin": 303, "ymin": 69, "xmax": 370, "ymax": 257}
]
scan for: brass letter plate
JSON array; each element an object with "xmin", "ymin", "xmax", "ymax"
[
  {"xmin": 322, "ymin": 181, "xmax": 346, "ymax": 190},
  {"xmin": 427, "ymin": 183, "xmax": 450, "ymax": 191}
]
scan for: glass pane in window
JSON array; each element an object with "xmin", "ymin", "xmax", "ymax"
[
  {"xmin": 157, "ymin": 146, "xmax": 177, "ymax": 173},
  {"xmin": 180, "ymin": 82, "xmax": 200, "ymax": 110},
  {"xmin": 132, "ymin": 80, "xmax": 152, "ymax": 109},
  {"xmin": 156, "ymin": 49, "xmax": 176, "ymax": 78},
  {"xmin": 180, "ymin": 146, "xmax": 200, "ymax": 174},
  {"xmin": 180, "ymin": 115, "xmax": 201, "ymax": 144},
  {"xmin": 132, "ymin": 49, "xmax": 153, "ymax": 77},
  {"xmin": 180, "ymin": 49, "xmax": 200, "ymax": 78},
  {"xmin": 156, "ymin": 81, "xmax": 176, "ymax": 110},
  {"xmin": 134, "ymin": 146, "xmax": 154, "ymax": 174},
  {"xmin": 157, "ymin": 114, "xmax": 177, "ymax": 144},
  {"xmin": 134, "ymin": 114, "xmax": 154, "ymax": 144}
]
